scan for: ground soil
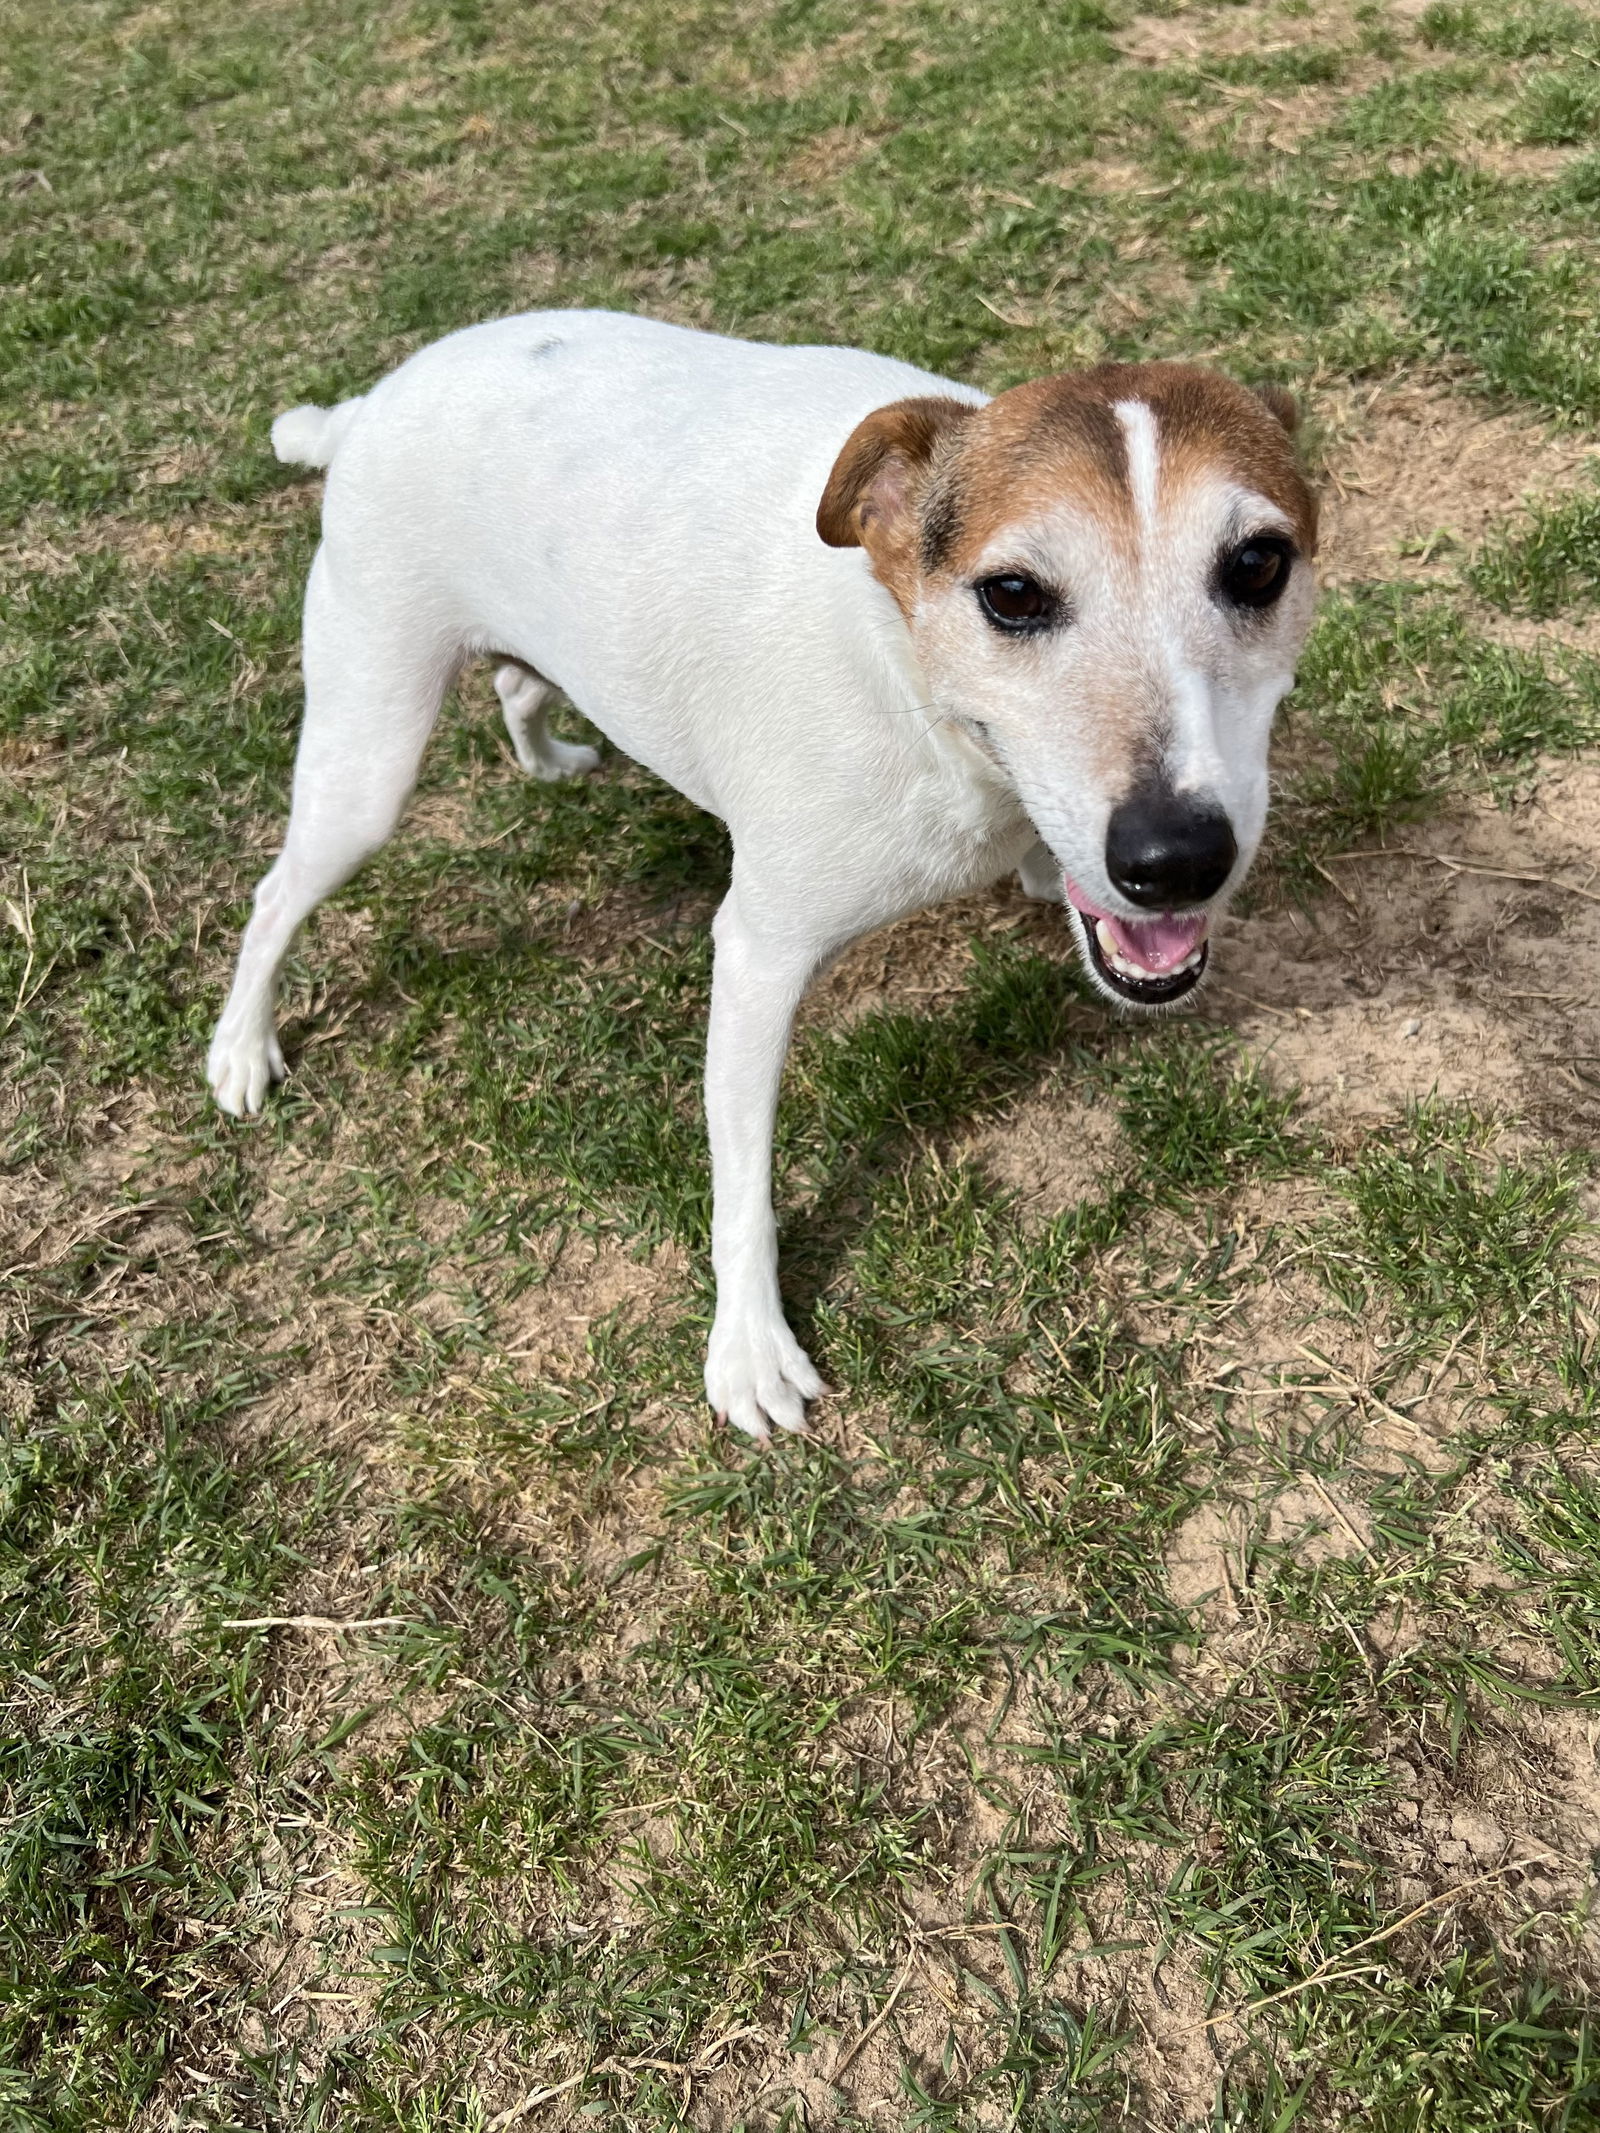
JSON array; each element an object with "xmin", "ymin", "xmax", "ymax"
[{"xmin": 1316, "ymin": 383, "xmax": 1600, "ymax": 590}]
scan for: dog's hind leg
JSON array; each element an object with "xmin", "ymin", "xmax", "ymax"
[
  {"xmin": 207, "ymin": 553, "xmax": 455, "ymax": 1117},
  {"xmin": 493, "ymin": 661, "xmax": 600, "ymax": 782}
]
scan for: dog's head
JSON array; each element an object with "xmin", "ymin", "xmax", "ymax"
[{"xmin": 817, "ymin": 365, "xmax": 1317, "ymax": 1006}]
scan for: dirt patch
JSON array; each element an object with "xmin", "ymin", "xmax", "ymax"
[
  {"xmin": 1166, "ymin": 1498, "xmax": 1240, "ymax": 1618},
  {"xmin": 1315, "ymin": 382, "xmax": 1600, "ymax": 587},
  {"xmin": 782, "ymin": 124, "xmax": 892, "ymax": 185},
  {"xmin": 799, "ymin": 881, "xmax": 1069, "ymax": 1031},
  {"xmin": 1203, "ymin": 758, "xmax": 1600, "ymax": 1144},
  {"xmin": 801, "ymin": 901, "xmax": 983, "ymax": 1029},
  {"xmin": 1227, "ymin": 79, "xmax": 1357, "ymax": 155},
  {"xmin": 240, "ymin": 1281, "xmax": 411, "ymax": 1456},
  {"xmin": 497, "ymin": 1228, "xmax": 690, "ymax": 1379},
  {"xmin": 403, "ymin": 788, "xmax": 495, "ymax": 848},
  {"xmin": 1061, "ymin": 156, "xmax": 1151, "ymax": 193},
  {"xmin": 1366, "ymin": 1710, "xmax": 1600, "ymax": 1972},
  {"xmin": 3, "ymin": 479, "xmax": 308, "ymax": 584},
  {"xmin": 962, "ymin": 1088, "xmax": 1123, "ymax": 1217},
  {"xmin": 1479, "ymin": 608, "xmax": 1600, "ymax": 661},
  {"xmin": 1117, "ymin": 0, "xmax": 1356, "ymax": 67},
  {"xmin": 1248, "ymin": 991, "xmax": 1531, "ymax": 1127},
  {"xmin": 1469, "ymin": 140, "xmax": 1585, "ymax": 183},
  {"xmin": 1263, "ymin": 1475, "xmax": 1374, "ymax": 1563}
]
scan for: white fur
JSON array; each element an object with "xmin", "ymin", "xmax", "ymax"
[
  {"xmin": 209, "ymin": 310, "xmax": 1312, "ymax": 1438},
  {"xmin": 1114, "ymin": 398, "xmax": 1161, "ymax": 530},
  {"xmin": 271, "ymin": 399, "xmax": 364, "ymax": 468}
]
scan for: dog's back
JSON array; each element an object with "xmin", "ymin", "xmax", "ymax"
[{"xmin": 273, "ymin": 311, "xmax": 980, "ymax": 819}]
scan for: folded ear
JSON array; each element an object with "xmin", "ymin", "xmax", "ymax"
[
  {"xmin": 1254, "ymin": 383, "xmax": 1301, "ymax": 435},
  {"xmin": 816, "ymin": 396, "xmax": 978, "ymax": 558}
]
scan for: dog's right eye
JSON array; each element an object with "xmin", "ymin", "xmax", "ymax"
[{"xmin": 976, "ymin": 573, "xmax": 1057, "ymax": 633}]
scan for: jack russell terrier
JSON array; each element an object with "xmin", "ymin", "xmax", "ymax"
[{"xmin": 208, "ymin": 310, "xmax": 1318, "ymax": 1438}]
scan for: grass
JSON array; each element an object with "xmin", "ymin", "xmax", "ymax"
[
  {"xmin": 5, "ymin": 0, "xmax": 1600, "ymax": 2126},
  {"xmin": 1471, "ymin": 483, "xmax": 1600, "ymax": 618},
  {"xmin": 1326, "ymin": 1103, "xmax": 1589, "ymax": 1348}
]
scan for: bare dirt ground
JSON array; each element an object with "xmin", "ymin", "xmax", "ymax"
[{"xmin": 1317, "ymin": 384, "xmax": 1600, "ymax": 590}]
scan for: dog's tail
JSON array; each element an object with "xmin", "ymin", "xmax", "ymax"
[{"xmin": 270, "ymin": 395, "xmax": 366, "ymax": 470}]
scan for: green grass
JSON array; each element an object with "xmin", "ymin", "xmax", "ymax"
[
  {"xmin": 1470, "ymin": 482, "xmax": 1600, "ymax": 617},
  {"xmin": 6, "ymin": 0, "xmax": 1600, "ymax": 2126},
  {"xmin": 1326, "ymin": 1103, "xmax": 1589, "ymax": 1349}
]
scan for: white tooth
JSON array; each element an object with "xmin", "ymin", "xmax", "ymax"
[{"xmin": 1095, "ymin": 920, "xmax": 1118, "ymax": 960}]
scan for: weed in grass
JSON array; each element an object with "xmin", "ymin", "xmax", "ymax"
[
  {"xmin": 1113, "ymin": 1034, "xmax": 1301, "ymax": 1197},
  {"xmin": 1322, "ymin": 1102, "xmax": 1589, "ymax": 1348},
  {"xmin": 1470, "ymin": 481, "xmax": 1600, "ymax": 618}
]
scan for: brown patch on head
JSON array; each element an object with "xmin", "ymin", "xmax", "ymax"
[
  {"xmin": 1078, "ymin": 361, "xmax": 1319, "ymax": 556},
  {"xmin": 821, "ymin": 365, "xmax": 1318, "ymax": 614},
  {"xmin": 926, "ymin": 374, "xmax": 1133, "ymax": 575},
  {"xmin": 1254, "ymin": 382, "xmax": 1302, "ymax": 436}
]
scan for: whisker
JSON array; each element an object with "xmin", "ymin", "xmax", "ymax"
[{"xmin": 896, "ymin": 697, "xmax": 962, "ymax": 749}]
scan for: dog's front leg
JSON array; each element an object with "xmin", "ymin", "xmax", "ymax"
[{"xmin": 703, "ymin": 887, "xmax": 829, "ymax": 1440}]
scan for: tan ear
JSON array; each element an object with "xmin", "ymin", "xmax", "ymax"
[
  {"xmin": 816, "ymin": 396, "xmax": 977, "ymax": 554},
  {"xmin": 1254, "ymin": 383, "xmax": 1301, "ymax": 435}
]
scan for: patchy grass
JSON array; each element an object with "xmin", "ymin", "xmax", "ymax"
[
  {"xmin": 1325, "ymin": 1101, "xmax": 1589, "ymax": 1349},
  {"xmin": 1470, "ymin": 481, "xmax": 1600, "ymax": 617},
  {"xmin": 5, "ymin": 0, "xmax": 1600, "ymax": 2127}
]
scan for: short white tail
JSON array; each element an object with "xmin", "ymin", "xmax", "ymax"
[{"xmin": 270, "ymin": 395, "xmax": 366, "ymax": 469}]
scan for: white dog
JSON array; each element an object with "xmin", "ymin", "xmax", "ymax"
[{"xmin": 208, "ymin": 310, "xmax": 1318, "ymax": 1438}]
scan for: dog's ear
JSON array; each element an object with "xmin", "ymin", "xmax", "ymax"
[
  {"xmin": 1253, "ymin": 384, "xmax": 1301, "ymax": 435},
  {"xmin": 816, "ymin": 396, "xmax": 977, "ymax": 557}
]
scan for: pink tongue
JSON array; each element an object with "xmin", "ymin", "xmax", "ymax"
[
  {"xmin": 1064, "ymin": 878, "xmax": 1210, "ymax": 975},
  {"xmin": 1104, "ymin": 911, "xmax": 1209, "ymax": 973}
]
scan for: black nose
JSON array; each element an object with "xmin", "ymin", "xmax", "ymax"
[{"xmin": 1105, "ymin": 788, "xmax": 1237, "ymax": 908}]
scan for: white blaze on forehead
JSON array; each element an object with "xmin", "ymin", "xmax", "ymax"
[
  {"xmin": 1111, "ymin": 396, "xmax": 1207, "ymax": 782},
  {"xmin": 1100, "ymin": 401, "xmax": 1293, "ymax": 817},
  {"xmin": 1112, "ymin": 399, "xmax": 1161, "ymax": 535}
]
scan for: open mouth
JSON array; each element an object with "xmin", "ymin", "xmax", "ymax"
[{"xmin": 1064, "ymin": 880, "xmax": 1210, "ymax": 1006}]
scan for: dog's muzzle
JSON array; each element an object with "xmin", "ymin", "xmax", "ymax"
[{"xmin": 1064, "ymin": 878, "xmax": 1210, "ymax": 1005}]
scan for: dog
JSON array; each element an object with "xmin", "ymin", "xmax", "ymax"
[{"xmin": 208, "ymin": 310, "xmax": 1318, "ymax": 1438}]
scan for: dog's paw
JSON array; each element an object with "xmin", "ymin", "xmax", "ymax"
[
  {"xmin": 705, "ymin": 1313, "xmax": 826, "ymax": 1441},
  {"xmin": 207, "ymin": 1022, "xmax": 286, "ymax": 1117},
  {"xmin": 532, "ymin": 736, "xmax": 601, "ymax": 783}
]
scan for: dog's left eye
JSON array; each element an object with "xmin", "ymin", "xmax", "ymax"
[
  {"xmin": 976, "ymin": 573, "xmax": 1057, "ymax": 632},
  {"xmin": 1219, "ymin": 536, "xmax": 1294, "ymax": 609}
]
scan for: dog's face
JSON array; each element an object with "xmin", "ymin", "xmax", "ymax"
[{"xmin": 818, "ymin": 365, "xmax": 1318, "ymax": 1006}]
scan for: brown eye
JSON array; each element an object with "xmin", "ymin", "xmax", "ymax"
[
  {"xmin": 976, "ymin": 573, "xmax": 1058, "ymax": 632},
  {"xmin": 1219, "ymin": 536, "xmax": 1293, "ymax": 609}
]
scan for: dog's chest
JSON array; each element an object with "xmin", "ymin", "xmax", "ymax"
[{"xmin": 870, "ymin": 720, "xmax": 1037, "ymax": 903}]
